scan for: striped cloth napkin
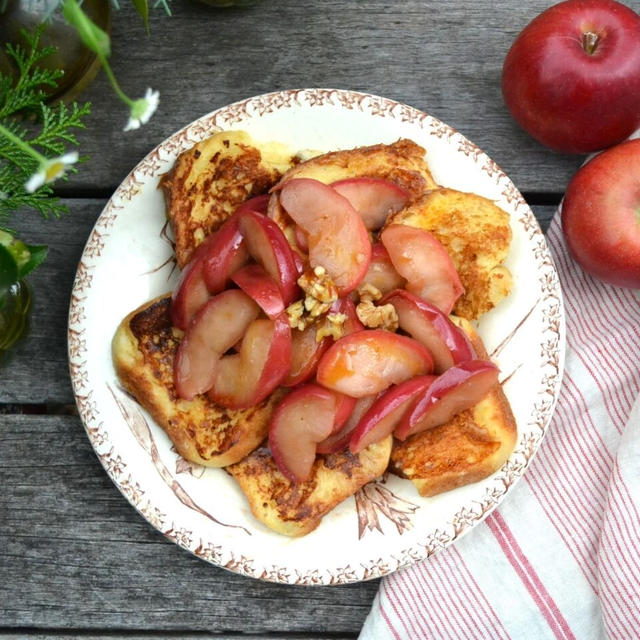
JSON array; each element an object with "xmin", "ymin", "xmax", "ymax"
[{"xmin": 360, "ymin": 211, "xmax": 640, "ymax": 639}]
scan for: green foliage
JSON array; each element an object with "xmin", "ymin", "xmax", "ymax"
[{"xmin": 0, "ymin": 25, "xmax": 90, "ymax": 233}]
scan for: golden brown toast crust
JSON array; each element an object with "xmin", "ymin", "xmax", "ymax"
[
  {"xmin": 390, "ymin": 318, "xmax": 517, "ymax": 497},
  {"xmin": 227, "ymin": 436, "xmax": 393, "ymax": 537},
  {"xmin": 274, "ymin": 138, "xmax": 437, "ymax": 196},
  {"xmin": 389, "ymin": 187, "xmax": 512, "ymax": 319},
  {"xmin": 160, "ymin": 131, "xmax": 293, "ymax": 268},
  {"xmin": 112, "ymin": 294, "xmax": 284, "ymax": 467}
]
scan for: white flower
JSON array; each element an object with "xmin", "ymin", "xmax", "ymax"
[
  {"xmin": 24, "ymin": 151, "xmax": 79, "ymax": 193},
  {"xmin": 124, "ymin": 88, "xmax": 160, "ymax": 132}
]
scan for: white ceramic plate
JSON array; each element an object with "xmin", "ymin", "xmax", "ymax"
[{"xmin": 68, "ymin": 89, "xmax": 565, "ymax": 585}]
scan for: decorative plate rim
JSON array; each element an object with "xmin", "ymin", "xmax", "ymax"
[{"xmin": 68, "ymin": 88, "xmax": 566, "ymax": 585}]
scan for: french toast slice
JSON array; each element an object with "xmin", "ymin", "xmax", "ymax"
[
  {"xmin": 389, "ymin": 187, "xmax": 512, "ymax": 319},
  {"xmin": 112, "ymin": 294, "xmax": 285, "ymax": 467},
  {"xmin": 389, "ymin": 317, "xmax": 517, "ymax": 497},
  {"xmin": 227, "ymin": 436, "xmax": 393, "ymax": 537},
  {"xmin": 160, "ymin": 130, "xmax": 295, "ymax": 268}
]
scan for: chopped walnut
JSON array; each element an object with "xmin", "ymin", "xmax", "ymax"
[
  {"xmin": 316, "ymin": 312, "xmax": 347, "ymax": 342},
  {"xmin": 357, "ymin": 282, "xmax": 383, "ymax": 302},
  {"xmin": 298, "ymin": 265, "xmax": 338, "ymax": 318},
  {"xmin": 356, "ymin": 298, "xmax": 399, "ymax": 331},
  {"xmin": 285, "ymin": 266, "xmax": 340, "ymax": 331}
]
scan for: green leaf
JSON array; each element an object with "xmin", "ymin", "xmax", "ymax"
[
  {"xmin": 62, "ymin": 0, "xmax": 111, "ymax": 58},
  {"xmin": 0, "ymin": 243, "xmax": 18, "ymax": 296},
  {"xmin": 132, "ymin": 0, "xmax": 150, "ymax": 33},
  {"xmin": 19, "ymin": 243, "xmax": 47, "ymax": 278}
]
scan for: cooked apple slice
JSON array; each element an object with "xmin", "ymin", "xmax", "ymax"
[
  {"xmin": 331, "ymin": 296, "xmax": 365, "ymax": 334},
  {"xmin": 359, "ymin": 243, "xmax": 406, "ymax": 296},
  {"xmin": 395, "ymin": 360, "xmax": 499, "ymax": 440},
  {"xmin": 269, "ymin": 384, "xmax": 341, "ymax": 482},
  {"xmin": 316, "ymin": 329, "xmax": 434, "ymax": 397},
  {"xmin": 279, "ymin": 178, "xmax": 372, "ymax": 294},
  {"xmin": 283, "ymin": 322, "xmax": 331, "ymax": 387},
  {"xmin": 170, "ymin": 234, "xmax": 215, "ymax": 330},
  {"xmin": 201, "ymin": 214, "xmax": 250, "ymax": 294},
  {"xmin": 349, "ymin": 375, "xmax": 436, "ymax": 453},
  {"xmin": 333, "ymin": 392, "xmax": 357, "ymax": 434},
  {"xmin": 381, "ymin": 224, "xmax": 464, "ymax": 314},
  {"xmin": 208, "ymin": 314, "xmax": 292, "ymax": 409},
  {"xmin": 331, "ymin": 177, "xmax": 409, "ymax": 230},
  {"xmin": 174, "ymin": 290, "xmax": 260, "ymax": 400},
  {"xmin": 235, "ymin": 193, "xmax": 270, "ymax": 216},
  {"xmin": 237, "ymin": 209, "xmax": 300, "ymax": 305},
  {"xmin": 231, "ymin": 263, "xmax": 285, "ymax": 319},
  {"xmin": 383, "ymin": 289, "xmax": 476, "ymax": 373},
  {"xmin": 316, "ymin": 394, "xmax": 378, "ymax": 455}
]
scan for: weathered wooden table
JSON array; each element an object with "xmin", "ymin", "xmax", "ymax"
[{"xmin": 1, "ymin": 1, "xmax": 584, "ymax": 637}]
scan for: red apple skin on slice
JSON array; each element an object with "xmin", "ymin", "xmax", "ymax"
[
  {"xmin": 279, "ymin": 178, "xmax": 372, "ymax": 294},
  {"xmin": 316, "ymin": 329, "xmax": 434, "ymax": 397},
  {"xmin": 316, "ymin": 394, "xmax": 378, "ymax": 455},
  {"xmin": 237, "ymin": 210, "xmax": 300, "ymax": 305},
  {"xmin": 201, "ymin": 214, "xmax": 250, "ymax": 294},
  {"xmin": 331, "ymin": 296, "xmax": 364, "ymax": 335},
  {"xmin": 331, "ymin": 177, "xmax": 409, "ymax": 230},
  {"xmin": 234, "ymin": 193, "xmax": 270, "ymax": 216},
  {"xmin": 382, "ymin": 289, "xmax": 476, "ymax": 373},
  {"xmin": 359, "ymin": 243, "xmax": 406, "ymax": 296},
  {"xmin": 170, "ymin": 256, "xmax": 210, "ymax": 331},
  {"xmin": 350, "ymin": 375, "xmax": 437, "ymax": 453},
  {"xmin": 395, "ymin": 360, "xmax": 499, "ymax": 440},
  {"xmin": 381, "ymin": 224, "xmax": 464, "ymax": 314},
  {"xmin": 269, "ymin": 383, "xmax": 339, "ymax": 482},
  {"xmin": 333, "ymin": 392, "xmax": 358, "ymax": 434},
  {"xmin": 283, "ymin": 322, "xmax": 331, "ymax": 387},
  {"xmin": 208, "ymin": 313, "xmax": 292, "ymax": 410},
  {"xmin": 231, "ymin": 263, "xmax": 285, "ymax": 319},
  {"xmin": 174, "ymin": 290, "xmax": 260, "ymax": 400}
]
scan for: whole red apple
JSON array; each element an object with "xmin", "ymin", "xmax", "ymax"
[
  {"xmin": 561, "ymin": 138, "xmax": 640, "ymax": 288},
  {"xmin": 502, "ymin": 0, "xmax": 640, "ymax": 154}
]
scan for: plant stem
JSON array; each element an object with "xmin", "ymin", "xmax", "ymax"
[
  {"xmin": 96, "ymin": 54, "xmax": 136, "ymax": 108},
  {"xmin": 0, "ymin": 123, "xmax": 47, "ymax": 165}
]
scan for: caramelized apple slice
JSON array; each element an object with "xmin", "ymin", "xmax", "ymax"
[
  {"xmin": 279, "ymin": 178, "xmax": 372, "ymax": 294},
  {"xmin": 359, "ymin": 243, "xmax": 406, "ymax": 296},
  {"xmin": 349, "ymin": 375, "xmax": 436, "ymax": 453},
  {"xmin": 381, "ymin": 224, "xmax": 464, "ymax": 314},
  {"xmin": 269, "ymin": 384, "xmax": 340, "ymax": 482},
  {"xmin": 231, "ymin": 264, "xmax": 285, "ymax": 319},
  {"xmin": 208, "ymin": 314, "xmax": 292, "ymax": 409},
  {"xmin": 333, "ymin": 392, "xmax": 357, "ymax": 434},
  {"xmin": 201, "ymin": 214, "xmax": 250, "ymax": 294},
  {"xmin": 331, "ymin": 296, "xmax": 365, "ymax": 334},
  {"xmin": 237, "ymin": 209, "xmax": 300, "ymax": 305},
  {"xmin": 383, "ymin": 289, "xmax": 476, "ymax": 373},
  {"xmin": 395, "ymin": 360, "xmax": 499, "ymax": 440},
  {"xmin": 331, "ymin": 177, "xmax": 408, "ymax": 230},
  {"xmin": 235, "ymin": 193, "xmax": 270, "ymax": 216},
  {"xmin": 170, "ymin": 241, "xmax": 212, "ymax": 330},
  {"xmin": 316, "ymin": 329, "xmax": 434, "ymax": 397},
  {"xmin": 174, "ymin": 290, "xmax": 260, "ymax": 400},
  {"xmin": 316, "ymin": 394, "xmax": 378, "ymax": 455},
  {"xmin": 283, "ymin": 322, "xmax": 331, "ymax": 387}
]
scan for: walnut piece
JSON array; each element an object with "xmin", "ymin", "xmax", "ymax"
[{"xmin": 356, "ymin": 298, "xmax": 399, "ymax": 331}]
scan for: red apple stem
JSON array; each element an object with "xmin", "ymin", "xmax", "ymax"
[{"xmin": 582, "ymin": 31, "xmax": 600, "ymax": 55}]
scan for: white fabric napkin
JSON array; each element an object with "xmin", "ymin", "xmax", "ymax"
[{"xmin": 360, "ymin": 212, "xmax": 640, "ymax": 640}]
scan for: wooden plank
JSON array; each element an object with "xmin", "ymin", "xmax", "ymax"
[
  {"xmin": 0, "ymin": 414, "xmax": 379, "ymax": 633},
  {"xmin": 3, "ymin": 198, "xmax": 557, "ymax": 405},
  {"xmin": 55, "ymin": 1, "xmax": 584, "ymax": 195}
]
